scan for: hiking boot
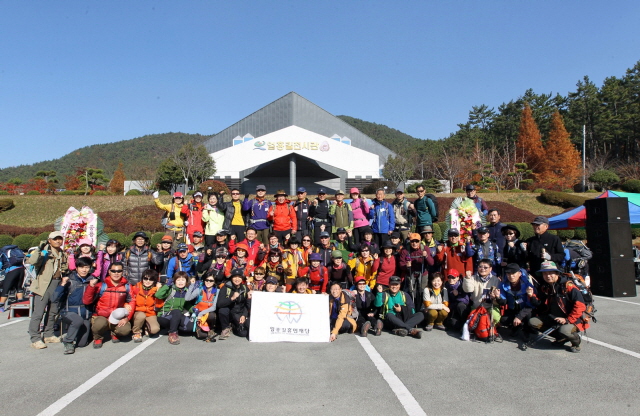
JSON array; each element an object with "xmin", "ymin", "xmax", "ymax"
[
  {"xmin": 168, "ymin": 332, "xmax": 180, "ymax": 345},
  {"xmin": 111, "ymin": 334, "xmax": 120, "ymax": 344},
  {"xmin": 393, "ymin": 328, "xmax": 408, "ymax": 337},
  {"xmin": 434, "ymin": 324, "xmax": 446, "ymax": 331},
  {"xmin": 206, "ymin": 330, "xmax": 217, "ymax": 342},
  {"xmin": 63, "ymin": 342, "xmax": 75, "ymax": 355},
  {"xmin": 132, "ymin": 333, "xmax": 143, "ymax": 343},
  {"xmin": 31, "ymin": 340, "xmax": 47, "ymax": 349},
  {"xmin": 196, "ymin": 327, "xmax": 207, "ymax": 339},
  {"xmin": 569, "ymin": 345, "xmax": 581, "ymax": 353},
  {"xmin": 93, "ymin": 339, "xmax": 103, "ymax": 349},
  {"xmin": 44, "ymin": 336, "xmax": 61, "ymax": 343},
  {"xmin": 219, "ymin": 327, "xmax": 231, "ymax": 340},
  {"xmin": 360, "ymin": 321, "xmax": 371, "ymax": 337},
  {"xmin": 424, "ymin": 324, "xmax": 433, "ymax": 331},
  {"xmin": 375, "ymin": 320, "xmax": 383, "ymax": 336},
  {"xmin": 410, "ymin": 328, "xmax": 422, "ymax": 339}
]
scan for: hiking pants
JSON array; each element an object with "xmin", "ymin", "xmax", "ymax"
[
  {"xmin": 61, "ymin": 312, "xmax": 91, "ymax": 347},
  {"xmin": 529, "ymin": 315, "xmax": 580, "ymax": 346},
  {"xmin": 373, "ymin": 233, "xmax": 390, "ymax": 249},
  {"xmin": 255, "ymin": 229, "xmax": 270, "ymax": 248},
  {"xmin": 274, "ymin": 229, "xmax": 292, "ymax": 245},
  {"xmin": 91, "ymin": 315, "xmax": 132, "ymax": 340},
  {"xmin": 158, "ymin": 309, "xmax": 183, "ymax": 334},
  {"xmin": 1, "ymin": 268, "xmax": 24, "ymax": 297},
  {"xmin": 217, "ymin": 307, "xmax": 247, "ymax": 330},
  {"xmin": 425, "ymin": 309, "xmax": 448, "ymax": 326},
  {"xmin": 132, "ymin": 311, "xmax": 160, "ymax": 335},
  {"xmin": 356, "ymin": 313, "xmax": 377, "ymax": 330},
  {"xmin": 445, "ymin": 302, "xmax": 471, "ymax": 330},
  {"xmin": 384, "ymin": 312, "xmax": 424, "ymax": 331},
  {"xmin": 330, "ymin": 318, "xmax": 355, "ymax": 334},
  {"xmin": 28, "ymin": 280, "xmax": 60, "ymax": 343},
  {"xmin": 230, "ymin": 225, "xmax": 246, "ymax": 242}
]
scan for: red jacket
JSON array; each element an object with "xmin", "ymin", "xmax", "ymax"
[
  {"xmin": 298, "ymin": 265, "xmax": 328, "ymax": 293},
  {"xmin": 83, "ymin": 278, "xmax": 135, "ymax": 320},
  {"xmin": 268, "ymin": 200, "xmax": 297, "ymax": 232},
  {"xmin": 131, "ymin": 282, "xmax": 159, "ymax": 317},
  {"xmin": 435, "ymin": 244, "xmax": 473, "ymax": 276},
  {"xmin": 229, "ymin": 238, "xmax": 264, "ymax": 263},
  {"xmin": 376, "ymin": 255, "xmax": 399, "ymax": 286},
  {"xmin": 181, "ymin": 199, "xmax": 205, "ymax": 237}
]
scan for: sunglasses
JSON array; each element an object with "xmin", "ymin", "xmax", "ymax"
[
  {"xmin": 410, "ymin": 240, "xmax": 421, "ymax": 243},
  {"xmin": 142, "ymin": 277, "xmax": 154, "ymax": 281},
  {"xmin": 320, "ymin": 237, "xmax": 329, "ymax": 239},
  {"xmin": 204, "ymin": 279, "xmax": 215, "ymax": 283},
  {"xmin": 302, "ymin": 239, "xmax": 311, "ymax": 242},
  {"xmin": 254, "ymin": 273, "xmax": 265, "ymax": 276},
  {"xmin": 110, "ymin": 269, "xmax": 123, "ymax": 273},
  {"xmin": 231, "ymin": 192, "xmax": 240, "ymax": 195},
  {"xmin": 506, "ymin": 232, "xmax": 516, "ymax": 235}
]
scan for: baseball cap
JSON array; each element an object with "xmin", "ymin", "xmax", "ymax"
[
  {"xmin": 317, "ymin": 188, "xmax": 326, "ymax": 194},
  {"xmin": 389, "ymin": 276, "xmax": 402, "ymax": 285},
  {"xmin": 477, "ymin": 226, "xmax": 489, "ymax": 234},
  {"xmin": 531, "ymin": 216, "xmax": 549, "ymax": 225},
  {"xmin": 193, "ymin": 191, "xmax": 203, "ymax": 197},
  {"xmin": 446, "ymin": 269, "xmax": 460, "ymax": 278},
  {"xmin": 447, "ymin": 229, "xmax": 460, "ymax": 237},
  {"xmin": 173, "ymin": 192, "xmax": 183, "ymax": 198},
  {"xmin": 48, "ymin": 231, "xmax": 64, "ymax": 240},
  {"xmin": 319, "ymin": 231, "xmax": 330, "ymax": 238},
  {"xmin": 354, "ymin": 276, "xmax": 366, "ymax": 284},
  {"xmin": 331, "ymin": 250, "xmax": 343, "ymax": 259},
  {"xmin": 309, "ymin": 253, "xmax": 322, "ymax": 262},
  {"xmin": 230, "ymin": 268, "xmax": 245, "ymax": 277},
  {"xmin": 395, "ymin": 188, "xmax": 404, "ymax": 194},
  {"xmin": 335, "ymin": 189, "xmax": 345, "ymax": 195},
  {"xmin": 390, "ymin": 231, "xmax": 401, "ymax": 239},
  {"xmin": 350, "ymin": 187, "xmax": 360, "ymax": 194},
  {"xmin": 161, "ymin": 235, "xmax": 173, "ymax": 243},
  {"xmin": 265, "ymin": 276, "xmax": 278, "ymax": 285},
  {"xmin": 336, "ymin": 227, "xmax": 347, "ymax": 234},
  {"xmin": 108, "ymin": 308, "xmax": 129, "ymax": 325},
  {"xmin": 409, "ymin": 233, "xmax": 421, "ymax": 241},
  {"xmin": 297, "ymin": 187, "xmax": 306, "ymax": 193},
  {"xmin": 504, "ymin": 263, "xmax": 521, "ymax": 274},
  {"xmin": 177, "ymin": 243, "xmax": 188, "ymax": 252},
  {"xmin": 216, "ymin": 229, "xmax": 229, "ymax": 236},
  {"xmin": 256, "ymin": 184, "xmax": 267, "ymax": 191},
  {"xmin": 465, "ymin": 184, "xmax": 475, "ymax": 191},
  {"xmin": 192, "ymin": 231, "xmax": 203, "ymax": 237}
]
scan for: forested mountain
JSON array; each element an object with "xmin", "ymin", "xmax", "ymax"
[
  {"xmin": 0, "ymin": 132, "xmax": 210, "ymax": 182},
  {"xmin": 337, "ymin": 115, "xmax": 425, "ymax": 153}
]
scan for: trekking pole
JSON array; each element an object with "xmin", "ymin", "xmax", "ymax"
[{"xmin": 526, "ymin": 324, "xmax": 560, "ymax": 349}]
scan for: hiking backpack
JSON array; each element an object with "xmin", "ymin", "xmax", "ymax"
[
  {"xmin": 341, "ymin": 289, "xmax": 359, "ymax": 320},
  {"xmin": 425, "ymin": 193, "xmax": 438, "ymax": 222},
  {"xmin": 0, "ymin": 245, "xmax": 25, "ymax": 269},
  {"xmin": 564, "ymin": 240, "xmax": 593, "ymax": 269},
  {"xmin": 467, "ymin": 306, "xmax": 494, "ymax": 341},
  {"xmin": 563, "ymin": 272, "xmax": 597, "ymax": 324}
]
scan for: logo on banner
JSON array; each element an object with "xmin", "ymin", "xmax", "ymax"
[{"xmin": 274, "ymin": 301, "xmax": 303, "ymax": 324}]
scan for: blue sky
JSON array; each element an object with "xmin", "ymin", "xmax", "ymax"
[{"xmin": 1, "ymin": 1, "xmax": 638, "ymax": 168}]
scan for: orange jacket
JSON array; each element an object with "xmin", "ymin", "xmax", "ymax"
[
  {"xmin": 268, "ymin": 200, "xmax": 297, "ymax": 232},
  {"xmin": 132, "ymin": 282, "xmax": 159, "ymax": 317}
]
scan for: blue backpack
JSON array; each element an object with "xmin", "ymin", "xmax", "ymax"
[{"xmin": 0, "ymin": 245, "xmax": 25, "ymax": 269}]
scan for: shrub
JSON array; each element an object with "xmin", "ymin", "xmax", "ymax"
[
  {"xmin": 589, "ymin": 169, "xmax": 620, "ymax": 190},
  {"xmin": 107, "ymin": 232, "xmax": 128, "ymax": 246},
  {"xmin": 26, "ymin": 190, "xmax": 41, "ymax": 195},
  {"xmin": 432, "ymin": 223, "xmax": 443, "ymax": 242},
  {"xmin": 547, "ymin": 230, "xmax": 557, "ymax": 235},
  {"xmin": 36, "ymin": 232, "xmax": 51, "ymax": 246},
  {"xmin": 406, "ymin": 179, "xmax": 444, "ymax": 194},
  {"xmin": 59, "ymin": 190, "xmax": 76, "ymax": 195},
  {"xmin": 13, "ymin": 234, "xmax": 36, "ymax": 250},
  {"xmin": 31, "ymin": 235, "xmax": 43, "ymax": 248},
  {"xmin": 556, "ymin": 230, "xmax": 575, "ymax": 240},
  {"xmin": 511, "ymin": 222, "xmax": 535, "ymax": 241},
  {"xmin": 0, "ymin": 234, "xmax": 14, "ymax": 247},
  {"xmin": 621, "ymin": 179, "xmax": 640, "ymax": 193},
  {"xmin": 198, "ymin": 180, "xmax": 230, "ymax": 195},
  {"xmin": 452, "ymin": 188, "xmax": 464, "ymax": 193},
  {"xmin": 151, "ymin": 232, "xmax": 166, "ymax": 247},
  {"xmin": 534, "ymin": 189, "xmax": 545, "ymax": 193},
  {"xmin": 186, "ymin": 190, "xmax": 195, "ymax": 195},
  {"xmin": 586, "ymin": 189, "xmax": 599, "ymax": 193},
  {"xmin": 0, "ymin": 199, "xmax": 15, "ymax": 212},
  {"xmin": 631, "ymin": 228, "xmax": 640, "ymax": 239},
  {"xmin": 92, "ymin": 191, "xmax": 111, "ymax": 196},
  {"xmin": 159, "ymin": 190, "xmax": 170, "ymax": 196},
  {"xmin": 507, "ymin": 189, "xmax": 522, "ymax": 193},
  {"xmin": 0, "ymin": 191, "xmax": 9, "ymax": 195},
  {"xmin": 539, "ymin": 190, "xmax": 588, "ymax": 208},
  {"xmin": 126, "ymin": 189, "xmax": 142, "ymax": 196},
  {"xmin": 573, "ymin": 229, "xmax": 587, "ymax": 240}
]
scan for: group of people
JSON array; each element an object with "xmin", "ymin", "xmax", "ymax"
[{"xmin": 16, "ymin": 184, "xmax": 590, "ymax": 354}]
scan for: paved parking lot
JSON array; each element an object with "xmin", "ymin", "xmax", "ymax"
[{"xmin": 2, "ymin": 292, "xmax": 640, "ymax": 416}]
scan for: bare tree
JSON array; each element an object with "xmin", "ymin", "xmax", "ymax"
[{"xmin": 171, "ymin": 143, "xmax": 216, "ymax": 189}]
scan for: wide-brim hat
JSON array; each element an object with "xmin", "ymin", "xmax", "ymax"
[
  {"xmin": 274, "ymin": 190, "xmax": 287, "ymax": 197},
  {"xmin": 536, "ymin": 261, "xmax": 562, "ymax": 275},
  {"xmin": 501, "ymin": 224, "xmax": 520, "ymax": 238}
]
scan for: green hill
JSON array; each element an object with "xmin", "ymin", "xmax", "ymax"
[
  {"xmin": 337, "ymin": 115, "xmax": 426, "ymax": 153},
  {"xmin": 0, "ymin": 132, "xmax": 210, "ymax": 182}
]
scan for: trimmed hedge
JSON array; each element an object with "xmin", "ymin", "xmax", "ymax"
[
  {"xmin": 107, "ymin": 232, "xmax": 128, "ymax": 246},
  {"xmin": 92, "ymin": 191, "xmax": 111, "ymax": 196},
  {"xmin": 126, "ymin": 189, "xmax": 142, "ymax": 196},
  {"xmin": 556, "ymin": 230, "xmax": 575, "ymax": 240},
  {"xmin": 534, "ymin": 189, "xmax": 545, "ymax": 193},
  {"xmin": 586, "ymin": 189, "xmax": 599, "ymax": 193},
  {"xmin": 0, "ymin": 199, "xmax": 15, "ymax": 212},
  {"xmin": 0, "ymin": 234, "xmax": 14, "ymax": 247},
  {"xmin": 151, "ymin": 232, "xmax": 166, "ymax": 247},
  {"xmin": 621, "ymin": 179, "xmax": 640, "ymax": 193},
  {"xmin": 159, "ymin": 190, "xmax": 170, "ymax": 196},
  {"xmin": 26, "ymin": 190, "xmax": 41, "ymax": 195},
  {"xmin": 0, "ymin": 191, "xmax": 9, "ymax": 195},
  {"xmin": 539, "ymin": 190, "xmax": 588, "ymax": 208},
  {"xmin": 13, "ymin": 234, "xmax": 36, "ymax": 250},
  {"xmin": 432, "ymin": 223, "xmax": 443, "ymax": 242},
  {"xmin": 452, "ymin": 188, "xmax": 464, "ymax": 193},
  {"xmin": 573, "ymin": 229, "xmax": 587, "ymax": 240}
]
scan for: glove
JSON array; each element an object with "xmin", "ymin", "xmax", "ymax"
[
  {"xmin": 153, "ymin": 191, "xmax": 159, "ymax": 199},
  {"xmin": 543, "ymin": 252, "xmax": 551, "ymax": 260},
  {"xmin": 184, "ymin": 221, "xmax": 189, "ymax": 227}
]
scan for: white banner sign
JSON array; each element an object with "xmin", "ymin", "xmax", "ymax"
[{"xmin": 249, "ymin": 292, "xmax": 330, "ymax": 343}]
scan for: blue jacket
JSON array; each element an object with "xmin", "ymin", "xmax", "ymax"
[
  {"xmin": 499, "ymin": 272, "xmax": 536, "ymax": 318},
  {"xmin": 52, "ymin": 271, "xmax": 93, "ymax": 319},
  {"xmin": 241, "ymin": 197, "xmax": 272, "ymax": 231},
  {"xmin": 466, "ymin": 240, "xmax": 502, "ymax": 272},
  {"xmin": 368, "ymin": 200, "xmax": 395, "ymax": 234},
  {"xmin": 166, "ymin": 253, "xmax": 196, "ymax": 282}
]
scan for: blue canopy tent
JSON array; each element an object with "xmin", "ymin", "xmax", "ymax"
[{"xmin": 548, "ymin": 191, "xmax": 640, "ymax": 230}]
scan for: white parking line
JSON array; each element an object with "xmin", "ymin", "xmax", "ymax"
[
  {"xmin": 0, "ymin": 318, "xmax": 27, "ymax": 328},
  {"xmin": 37, "ymin": 336, "xmax": 161, "ymax": 416},
  {"xmin": 357, "ymin": 337, "xmax": 427, "ymax": 416},
  {"xmin": 594, "ymin": 295, "xmax": 640, "ymax": 306},
  {"xmin": 586, "ymin": 336, "xmax": 640, "ymax": 360}
]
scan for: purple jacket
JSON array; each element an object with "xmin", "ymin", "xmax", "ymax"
[
  {"xmin": 242, "ymin": 197, "xmax": 272, "ymax": 231},
  {"xmin": 445, "ymin": 279, "xmax": 470, "ymax": 305},
  {"xmin": 350, "ymin": 198, "xmax": 370, "ymax": 228}
]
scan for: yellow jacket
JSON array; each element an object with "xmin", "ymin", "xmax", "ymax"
[
  {"xmin": 154, "ymin": 198, "xmax": 185, "ymax": 228},
  {"xmin": 347, "ymin": 256, "xmax": 378, "ymax": 289}
]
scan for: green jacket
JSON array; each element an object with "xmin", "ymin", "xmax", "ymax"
[
  {"xmin": 329, "ymin": 202, "xmax": 354, "ymax": 233},
  {"xmin": 155, "ymin": 284, "xmax": 193, "ymax": 315},
  {"xmin": 414, "ymin": 196, "xmax": 436, "ymax": 227},
  {"xmin": 27, "ymin": 244, "xmax": 68, "ymax": 297},
  {"xmin": 375, "ymin": 290, "xmax": 414, "ymax": 317}
]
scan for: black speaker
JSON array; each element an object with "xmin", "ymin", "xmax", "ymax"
[
  {"xmin": 588, "ymin": 257, "xmax": 637, "ymax": 297},
  {"xmin": 585, "ymin": 223, "xmax": 634, "ymax": 259},
  {"xmin": 585, "ymin": 197, "xmax": 630, "ymax": 224}
]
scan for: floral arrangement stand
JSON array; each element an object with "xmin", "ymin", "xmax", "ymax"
[
  {"xmin": 443, "ymin": 197, "xmax": 486, "ymax": 241},
  {"xmin": 54, "ymin": 206, "xmax": 105, "ymax": 254}
]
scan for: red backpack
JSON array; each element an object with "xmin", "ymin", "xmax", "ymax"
[{"xmin": 467, "ymin": 306, "xmax": 494, "ymax": 341}]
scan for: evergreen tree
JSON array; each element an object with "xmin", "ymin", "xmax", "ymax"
[{"xmin": 538, "ymin": 111, "xmax": 582, "ymax": 190}]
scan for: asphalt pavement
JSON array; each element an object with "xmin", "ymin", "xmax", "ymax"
[{"xmin": 2, "ymin": 291, "xmax": 640, "ymax": 416}]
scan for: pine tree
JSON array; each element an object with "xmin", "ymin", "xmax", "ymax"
[
  {"xmin": 110, "ymin": 162, "xmax": 126, "ymax": 195},
  {"xmin": 515, "ymin": 103, "xmax": 545, "ymax": 175},
  {"xmin": 538, "ymin": 111, "xmax": 582, "ymax": 190}
]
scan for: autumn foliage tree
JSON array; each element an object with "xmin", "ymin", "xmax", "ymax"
[
  {"xmin": 537, "ymin": 111, "xmax": 582, "ymax": 190},
  {"xmin": 515, "ymin": 103, "xmax": 545, "ymax": 176},
  {"xmin": 110, "ymin": 162, "xmax": 126, "ymax": 195}
]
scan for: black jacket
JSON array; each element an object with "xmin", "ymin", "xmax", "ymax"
[
  {"xmin": 502, "ymin": 239, "xmax": 528, "ymax": 269},
  {"xmin": 220, "ymin": 200, "xmax": 246, "ymax": 230},
  {"xmin": 355, "ymin": 290, "xmax": 377, "ymax": 316},
  {"xmin": 216, "ymin": 282, "xmax": 250, "ymax": 317},
  {"xmin": 525, "ymin": 232, "xmax": 564, "ymax": 273}
]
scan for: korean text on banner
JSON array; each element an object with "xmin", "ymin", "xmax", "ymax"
[{"xmin": 249, "ymin": 292, "xmax": 330, "ymax": 343}]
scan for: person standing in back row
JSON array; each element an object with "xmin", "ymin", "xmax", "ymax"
[
  {"xmin": 309, "ymin": 188, "xmax": 332, "ymax": 246},
  {"xmin": 414, "ymin": 185, "xmax": 437, "ymax": 229},
  {"xmin": 242, "ymin": 185, "xmax": 272, "ymax": 247},
  {"xmin": 220, "ymin": 188, "xmax": 247, "ymax": 241},
  {"xmin": 292, "ymin": 187, "xmax": 312, "ymax": 242}
]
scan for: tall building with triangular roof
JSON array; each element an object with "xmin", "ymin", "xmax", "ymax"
[{"xmin": 204, "ymin": 92, "xmax": 395, "ymax": 194}]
